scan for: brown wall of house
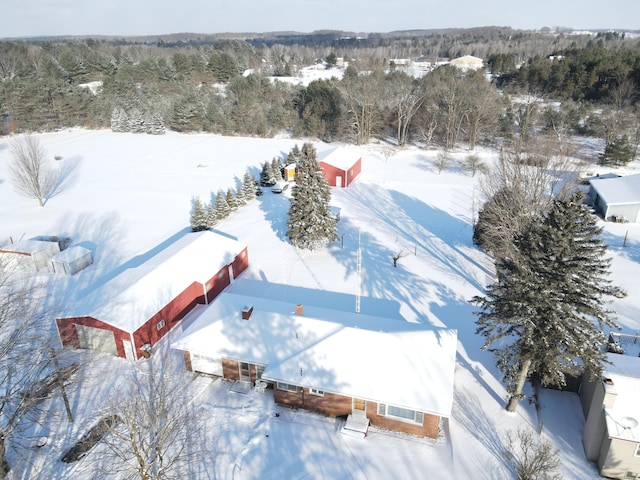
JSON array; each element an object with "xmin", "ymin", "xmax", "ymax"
[
  {"xmin": 274, "ymin": 387, "xmax": 353, "ymax": 417},
  {"xmin": 183, "ymin": 351, "xmax": 192, "ymax": 371},
  {"xmin": 367, "ymin": 403, "xmax": 440, "ymax": 438},
  {"xmin": 222, "ymin": 358, "xmax": 240, "ymax": 380}
]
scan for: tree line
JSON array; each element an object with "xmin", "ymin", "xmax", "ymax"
[{"xmin": 1, "ymin": 33, "xmax": 638, "ymax": 159}]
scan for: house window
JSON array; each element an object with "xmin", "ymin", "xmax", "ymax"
[
  {"xmin": 218, "ymin": 271, "xmax": 225, "ymax": 279},
  {"xmin": 635, "ymin": 443, "xmax": 640, "ymax": 457},
  {"xmin": 276, "ymin": 382, "xmax": 298, "ymax": 393},
  {"xmin": 310, "ymin": 388, "xmax": 325, "ymax": 397},
  {"xmin": 156, "ymin": 319, "xmax": 165, "ymax": 330},
  {"xmin": 256, "ymin": 365, "xmax": 265, "ymax": 379},
  {"xmin": 377, "ymin": 403, "xmax": 424, "ymax": 425}
]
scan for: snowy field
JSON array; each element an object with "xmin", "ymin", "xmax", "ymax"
[{"xmin": 0, "ymin": 129, "xmax": 639, "ymax": 479}]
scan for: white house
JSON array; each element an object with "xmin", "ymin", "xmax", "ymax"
[{"xmin": 172, "ymin": 292, "xmax": 457, "ymax": 438}]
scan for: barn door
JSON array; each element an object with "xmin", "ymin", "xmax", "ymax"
[
  {"xmin": 336, "ymin": 176, "xmax": 342, "ymax": 188},
  {"xmin": 352, "ymin": 398, "xmax": 366, "ymax": 416},
  {"xmin": 75, "ymin": 324, "xmax": 117, "ymax": 356},
  {"xmin": 123, "ymin": 339, "xmax": 135, "ymax": 360}
]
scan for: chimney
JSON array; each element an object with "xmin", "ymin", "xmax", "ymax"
[
  {"xmin": 242, "ymin": 305, "xmax": 253, "ymax": 320},
  {"xmin": 296, "ymin": 304, "xmax": 303, "ymax": 315}
]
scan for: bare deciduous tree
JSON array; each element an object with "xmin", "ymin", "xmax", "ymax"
[
  {"xmin": 9, "ymin": 135, "xmax": 80, "ymax": 207},
  {"xmin": 101, "ymin": 358, "xmax": 205, "ymax": 480},
  {"xmin": 0, "ymin": 259, "xmax": 55, "ymax": 476},
  {"xmin": 502, "ymin": 428, "xmax": 562, "ymax": 480}
]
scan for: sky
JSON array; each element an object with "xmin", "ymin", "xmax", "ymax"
[{"xmin": 3, "ymin": 0, "xmax": 639, "ymax": 39}]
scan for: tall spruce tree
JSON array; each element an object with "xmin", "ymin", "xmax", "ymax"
[
  {"xmin": 214, "ymin": 190, "xmax": 230, "ymax": 220},
  {"xmin": 286, "ymin": 143, "xmax": 337, "ymax": 250},
  {"xmin": 190, "ymin": 196, "xmax": 208, "ymax": 232},
  {"xmin": 242, "ymin": 170, "xmax": 256, "ymax": 201},
  {"xmin": 472, "ymin": 193, "xmax": 619, "ymax": 412}
]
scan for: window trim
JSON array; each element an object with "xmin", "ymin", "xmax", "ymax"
[
  {"xmin": 377, "ymin": 403, "xmax": 424, "ymax": 425},
  {"xmin": 309, "ymin": 388, "xmax": 325, "ymax": 397},
  {"xmin": 276, "ymin": 382, "xmax": 298, "ymax": 393}
]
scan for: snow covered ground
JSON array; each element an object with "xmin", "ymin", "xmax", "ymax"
[{"xmin": 0, "ymin": 129, "xmax": 639, "ymax": 479}]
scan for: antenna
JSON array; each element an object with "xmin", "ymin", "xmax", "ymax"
[{"xmin": 356, "ymin": 227, "xmax": 361, "ymax": 313}]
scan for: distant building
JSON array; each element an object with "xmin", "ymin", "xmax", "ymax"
[
  {"xmin": 449, "ymin": 55, "xmax": 484, "ymax": 71},
  {"xmin": 580, "ymin": 352, "xmax": 640, "ymax": 479},
  {"xmin": 0, "ymin": 239, "xmax": 60, "ymax": 273},
  {"xmin": 317, "ymin": 147, "xmax": 362, "ymax": 188},
  {"xmin": 588, "ymin": 173, "xmax": 640, "ymax": 222},
  {"xmin": 49, "ymin": 245, "xmax": 93, "ymax": 275}
]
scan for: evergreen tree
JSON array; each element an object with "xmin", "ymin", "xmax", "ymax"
[
  {"xmin": 599, "ymin": 135, "xmax": 635, "ymax": 166},
  {"xmin": 205, "ymin": 200, "xmax": 217, "ymax": 228},
  {"xmin": 147, "ymin": 111, "xmax": 166, "ymax": 135},
  {"xmin": 271, "ymin": 157, "xmax": 283, "ymax": 182},
  {"xmin": 260, "ymin": 162, "xmax": 273, "ymax": 186},
  {"xmin": 235, "ymin": 184, "xmax": 247, "ymax": 207},
  {"xmin": 226, "ymin": 188, "xmax": 238, "ymax": 211},
  {"xmin": 472, "ymin": 193, "xmax": 619, "ymax": 412},
  {"xmin": 286, "ymin": 143, "xmax": 337, "ymax": 250},
  {"xmin": 110, "ymin": 107, "xmax": 129, "ymax": 132},
  {"xmin": 242, "ymin": 170, "xmax": 256, "ymax": 201},
  {"xmin": 214, "ymin": 190, "xmax": 230, "ymax": 220},
  {"xmin": 128, "ymin": 108, "xmax": 146, "ymax": 133},
  {"xmin": 286, "ymin": 144, "xmax": 301, "ymax": 165},
  {"xmin": 190, "ymin": 196, "xmax": 208, "ymax": 232}
]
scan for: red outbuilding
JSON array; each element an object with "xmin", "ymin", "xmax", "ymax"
[
  {"xmin": 56, "ymin": 231, "xmax": 248, "ymax": 360},
  {"xmin": 318, "ymin": 147, "xmax": 362, "ymax": 188}
]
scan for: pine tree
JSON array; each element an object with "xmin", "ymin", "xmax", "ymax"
[
  {"xmin": 110, "ymin": 107, "xmax": 129, "ymax": 132},
  {"xmin": 260, "ymin": 162, "xmax": 273, "ymax": 186},
  {"xmin": 286, "ymin": 143, "xmax": 337, "ymax": 250},
  {"xmin": 472, "ymin": 192, "xmax": 619, "ymax": 412},
  {"xmin": 241, "ymin": 170, "xmax": 255, "ymax": 201},
  {"xmin": 286, "ymin": 144, "xmax": 301, "ymax": 165},
  {"xmin": 147, "ymin": 111, "xmax": 166, "ymax": 135},
  {"xmin": 128, "ymin": 108, "xmax": 146, "ymax": 133},
  {"xmin": 190, "ymin": 196, "xmax": 208, "ymax": 232},
  {"xmin": 205, "ymin": 201, "xmax": 217, "ymax": 228},
  {"xmin": 214, "ymin": 190, "xmax": 230, "ymax": 220},
  {"xmin": 235, "ymin": 185, "xmax": 247, "ymax": 207},
  {"xmin": 271, "ymin": 157, "xmax": 283, "ymax": 182},
  {"xmin": 226, "ymin": 188, "xmax": 238, "ymax": 211}
]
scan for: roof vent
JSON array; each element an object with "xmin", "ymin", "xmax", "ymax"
[{"xmin": 242, "ymin": 305, "xmax": 253, "ymax": 320}]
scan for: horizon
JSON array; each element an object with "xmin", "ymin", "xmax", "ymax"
[{"xmin": 3, "ymin": 0, "xmax": 639, "ymax": 40}]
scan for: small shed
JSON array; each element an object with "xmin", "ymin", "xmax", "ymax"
[
  {"xmin": 0, "ymin": 239, "xmax": 61, "ymax": 272},
  {"xmin": 49, "ymin": 246, "xmax": 93, "ymax": 275},
  {"xmin": 589, "ymin": 173, "xmax": 640, "ymax": 222},
  {"xmin": 318, "ymin": 148, "xmax": 362, "ymax": 188},
  {"xmin": 284, "ymin": 163, "xmax": 296, "ymax": 181}
]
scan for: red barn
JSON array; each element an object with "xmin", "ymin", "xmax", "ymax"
[
  {"xmin": 318, "ymin": 147, "xmax": 362, "ymax": 188},
  {"xmin": 56, "ymin": 231, "xmax": 248, "ymax": 360}
]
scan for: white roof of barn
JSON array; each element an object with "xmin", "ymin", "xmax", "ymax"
[
  {"xmin": 603, "ymin": 353, "xmax": 640, "ymax": 442},
  {"xmin": 172, "ymin": 292, "xmax": 457, "ymax": 417},
  {"xmin": 61, "ymin": 231, "xmax": 246, "ymax": 333},
  {"xmin": 590, "ymin": 173, "xmax": 640, "ymax": 206},
  {"xmin": 52, "ymin": 245, "xmax": 92, "ymax": 262},
  {"xmin": 317, "ymin": 147, "xmax": 360, "ymax": 171}
]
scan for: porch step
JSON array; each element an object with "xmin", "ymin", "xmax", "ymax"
[{"xmin": 341, "ymin": 414, "xmax": 369, "ymax": 438}]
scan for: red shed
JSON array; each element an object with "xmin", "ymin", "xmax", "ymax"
[
  {"xmin": 318, "ymin": 147, "xmax": 362, "ymax": 187},
  {"xmin": 56, "ymin": 231, "xmax": 248, "ymax": 360}
]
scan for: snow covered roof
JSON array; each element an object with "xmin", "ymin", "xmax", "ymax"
[
  {"xmin": 172, "ymin": 292, "xmax": 457, "ymax": 417},
  {"xmin": 590, "ymin": 173, "xmax": 640, "ymax": 206},
  {"xmin": 52, "ymin": 245, "xmax": 92, "ymax": 262},
  {"xmin": 61, "ymin": 231, "xmax": 246, "ymax": 333},
  {"xmin": 0, "ymin": 239, "xmax": 58, "ymax": 255},
  {"xmin": 317, "ymin": 147, "xmax": 360, "ymax": 171},
  {"xmin": 603, "ymin": 353, "xmax": 640, "ymax": 442}
]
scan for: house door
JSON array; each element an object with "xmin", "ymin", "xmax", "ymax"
[
  {"xmin": 336, "ymin": 176, "xmax": 342, "ymax": 188},
  {"xmin": 239, "ymin": 362, "xmax": 251, "ymax": 382},
  {"xmin": 123, "ymin": 339, "xmax": 135, "ymax": 360},
  {"xmin": 228, "ymin": 265, "xmax": 235, "ymax": 282},
  {"xmin": 352, "ymin": 398, "xmax": 367, "ymax": 416}
]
